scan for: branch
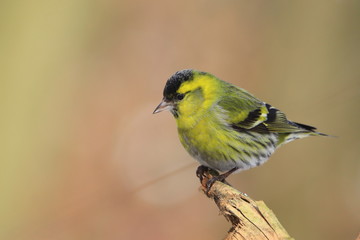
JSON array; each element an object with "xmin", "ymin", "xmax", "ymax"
[{"xmin": 197, "ymin": 168, "xmax": 294, "ymax": 240}]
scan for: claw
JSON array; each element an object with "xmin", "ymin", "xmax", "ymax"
[{"xmin": 205, "ymin": 177, "xmax": 218, "ymax": 194}]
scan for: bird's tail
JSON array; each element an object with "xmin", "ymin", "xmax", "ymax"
[{"xmin": 293, "ymin": 122, "xmax": 330, "ymax": 137}]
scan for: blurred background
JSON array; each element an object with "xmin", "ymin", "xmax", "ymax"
[{"xmin": 1, "ymin": 0, "xmax": 359, "ymax": 239}]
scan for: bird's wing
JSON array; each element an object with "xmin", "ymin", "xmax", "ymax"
[
  {"xmin": 218, "ymin": 88, "xmax": 316, "ymax": 134},
  {"xmin": 261, "ymin": 105, "xmax": 317, "ymax": 133}
]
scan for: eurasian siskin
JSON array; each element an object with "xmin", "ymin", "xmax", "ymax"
[{"xmin": 154, "ymin": 69, "xmax": 327, "ymax": 182}]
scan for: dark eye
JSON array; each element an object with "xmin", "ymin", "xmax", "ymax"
[{"xmin": 176, "ymin": 94, "xmax": 185, "ymax": 101}]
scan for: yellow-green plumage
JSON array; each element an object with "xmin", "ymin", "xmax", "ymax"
[{"xmin": 154, "ymin": 69, "xmax": 326, "ymax": 174}]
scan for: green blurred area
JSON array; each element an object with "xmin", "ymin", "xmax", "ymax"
[{"xmin": 0, "ymin": 1, "xmax": 359, "ymax": 240}]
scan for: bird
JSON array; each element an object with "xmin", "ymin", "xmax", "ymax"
[{"xmin": 153, "ymin": 69, "xmax": 327, "ymax": 187}]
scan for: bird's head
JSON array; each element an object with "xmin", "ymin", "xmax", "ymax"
[{"xmin": 153, "ymin": 69, "xmax": 220, "ymax": 119}]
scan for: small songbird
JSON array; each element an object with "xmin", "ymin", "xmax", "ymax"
[{"xmin": 153, "ymin": 69, "xmax": 327, "ymax": 184}]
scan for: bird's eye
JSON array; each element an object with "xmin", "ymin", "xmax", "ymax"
[{"xmin": 176, "ymin": 94, "xmax": 185, "ymax": 101}]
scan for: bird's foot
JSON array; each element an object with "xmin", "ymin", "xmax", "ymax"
[
  {"xmin": 196, "ymin": 165, "xmax": 219, "ymax": 179},
  {"xmin": 196, "ymin": 166, "xmax": 238, "ymax": 195}
]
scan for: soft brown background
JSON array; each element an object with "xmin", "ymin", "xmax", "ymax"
[{"xmin": 1, "ymin": 1, "xmax": 359, "ymax": 240}]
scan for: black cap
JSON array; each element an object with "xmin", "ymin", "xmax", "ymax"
[{"xmin": 163, "ymin": 69, "xmax": 194, "ymax": 100}]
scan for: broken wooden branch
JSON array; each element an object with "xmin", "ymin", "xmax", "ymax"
[{"xmin": 197, "ymin": 167, "xmax": 294, "ymax": 240}]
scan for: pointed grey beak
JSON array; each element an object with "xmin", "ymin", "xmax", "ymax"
[{"xmin": 153, "ymin": 99, "xmax": 173, "ymax": 114}]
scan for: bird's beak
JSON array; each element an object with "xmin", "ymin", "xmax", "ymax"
[{"xmin": 153, "ymin": 99, "xmax": 173, "ymax": 114}]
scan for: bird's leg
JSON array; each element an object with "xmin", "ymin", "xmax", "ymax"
[
  {"xmin": 196, "ymin": 165, "xmax": 238, "ymax": 194},
  {"xmin": 205, "ymin": 167, "xmax": 238, "ymax": 192}
]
